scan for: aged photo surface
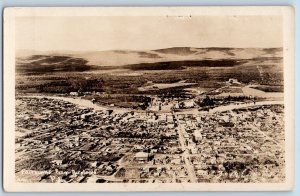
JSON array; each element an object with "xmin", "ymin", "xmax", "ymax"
[{"xmin": 4, "ymin": 7, "xmax": 294, "ymax": 191}]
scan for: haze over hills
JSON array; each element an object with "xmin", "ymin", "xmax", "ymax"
[{"xmin": 17, "ymin": 47, "xmax": 283, "ymax": 68}]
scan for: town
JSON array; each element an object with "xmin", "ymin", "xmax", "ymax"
[{"xmin": 15, "ymin": 79, "xmax": 285, "ymax": 183}]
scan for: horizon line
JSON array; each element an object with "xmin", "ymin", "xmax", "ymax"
[{"xmin": 16, "ymin": 46, "xmax": 284, "ymax": 53}]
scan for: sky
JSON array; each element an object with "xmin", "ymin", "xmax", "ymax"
[{"xmin": 15, "ymin": 15, "xmax": 283, "ymax": 51}]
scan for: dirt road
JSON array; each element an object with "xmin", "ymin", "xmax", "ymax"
[{"xmin": 177, "ymin": 124, "xmax": 197, "ymax": 183}]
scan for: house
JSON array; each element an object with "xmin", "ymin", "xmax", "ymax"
[
  {"xmin": 81, "ymin": 113, "xmax": 93, "ymax": 120},
  {"xmin": 184, "ymin": 100, "xmax": 195, "ymax": 108},
  {"xmin": 70, "ymin": 92, "xmax": 79, "ymax": 96},
  {"xmin": 134, "ymin": 152, "xmax": 149, "ymax": 162},
  {"xmin": 52, "ymin": 159, "xmax": 63, "ymax": 165},
  {"xmin": 177, "ymin": 114, "xmax": 185, "ymax": 120},
  {"xmin": 193, "ymin": 130, "xmax": 203, "ymax": 142},
  {"xmin": 166, "ymin": 115, "xmax": 174, "ymax": 123},
  {"xmin": 171, "ymin": 158, "xmax": 181, "ymax": 165},
  {"xmin": 190, "ymin": 148, "xmax": 198, "ymax": 154},
  {"xmin": 183, "ymin": 133, "xmax": 189, "ymax": 139},
  {"xmin": 196, "ymin": 170, "xmax": 207, "ymax": 176},
  {"xmin": 91, "ymin": 161, "xmax": 98, "ymax": 167},
  {"xmin": 105, "ymin": 109, "xmax": 114, "ymax": 115},
  {"xmin": 227, "ymin": 78, "xmax": 241, "ymax": 85}
]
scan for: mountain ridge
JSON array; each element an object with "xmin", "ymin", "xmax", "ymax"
[{"xmin": 16, "ymin": 47, "xmax": 283, "ymax": 70}]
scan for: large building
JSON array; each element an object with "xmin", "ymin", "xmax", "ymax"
[{"xmin": 134, "ymin": 152, "xmax": 149, "ymax": 162}]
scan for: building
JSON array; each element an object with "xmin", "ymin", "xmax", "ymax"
[
  {"xmin": 193, "ymin": 130, "xmax": 203, "ymax": 142},
  {"xmin": 184, "ymin": 100, "xmax": 195, "ymax": 108},
  {"xmin": 52, "ymin": 159, "xmax": 63, "ymax": 165},
  {"xmin": 70, "ymin": 92, "xmax": 79, "ymax": 96},
  {"xmin": 183, "ymin": 133, "xmax": 189, "ymax": 139},
  {"xmin": 227, "ymin": 78, "xmax": 241, "ymax": 85},
  {"xmin": 134, "ymin": 152, "xmax": 149, "ymax": 162}
]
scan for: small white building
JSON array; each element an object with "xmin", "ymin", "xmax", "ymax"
[
  {"xmin": 52, "ymin": 160, "xmax": 63, "ymax": 166},
  {"xmin": 134, "ymin": 152, "xmax": 149, "ymax": 162},
  {"xmin": 184, "ymin": 100, "xmax": 195, "ymax": 108},
  {"xmin": 193, "ymin": 130, "xmax": 203, "ymax": 142},
  {"xmin": 227, "ymin": 78, "xmax": 241, "ymax": 85},
  {"xmin": 183, "ymin": 133, "xmax": 189, "ymax": 139},
  {"xmin": 70, "ymin": 92, "xmax": 79, "ymax": 96}
]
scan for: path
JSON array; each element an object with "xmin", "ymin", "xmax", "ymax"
[{"xmin": 176, "ymin": 124, "xmax": 197, "ymax": 183}]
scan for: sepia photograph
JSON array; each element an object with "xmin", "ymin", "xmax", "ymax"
[{"xmin": 3, "ymin": 7, "xmax": 294, "ymax": 191}]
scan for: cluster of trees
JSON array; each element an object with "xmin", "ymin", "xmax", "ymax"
[
  {"xmin": 198, "ymin": 95, "xmax": 254, "ymax": 107},
  {"xmin": 36, "ymin": 79, "xmax": 104, "ymax": 93},
  {"xmin": 124, "ymin": 60, "xmax": 241, "ymax": 71},
  {"xmin": 94, "ymin": 95, "xmax": 151, "ymax": 110},
  {"xmin": 222, "ymin": 161, "xmax": 247, "ymax": 173}
]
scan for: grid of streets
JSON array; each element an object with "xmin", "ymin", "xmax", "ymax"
[{"xmin": 15, "ymin": 94, "xmax": 285, "ymax": 183}]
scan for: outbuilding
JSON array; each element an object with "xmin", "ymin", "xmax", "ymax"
[{"xmin": 134, "ymin": 152, "xmax": 149, "ymax": 162}]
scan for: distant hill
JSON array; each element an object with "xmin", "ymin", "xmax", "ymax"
[
  {"xmin": 16, "ymin": 47, "xmax": 283, "ymax": 73},
  {"xmin": 16, "ymin": 55, "xmax": 95, "ymax": 73}
]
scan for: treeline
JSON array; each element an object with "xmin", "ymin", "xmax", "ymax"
[
  {"xmin": 198, "ymin": 95, "xmax": 255, "ymax": 107},
  {"xmin": 124, "ymin": 60, "xmax": 243, "ymax": 70},
  {"xmin": 35, "ymin": 79, "xmax": 104, "ymax": 93}
]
